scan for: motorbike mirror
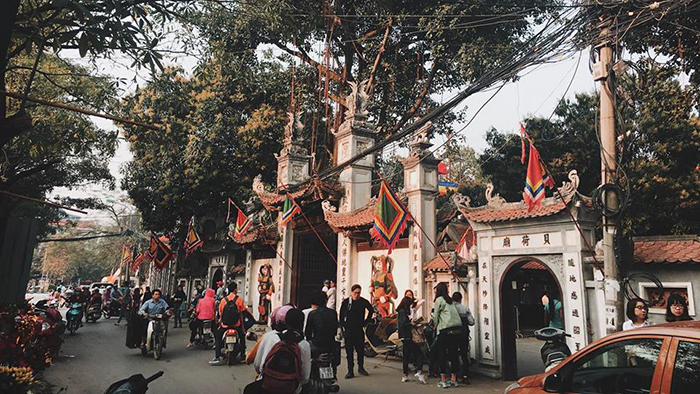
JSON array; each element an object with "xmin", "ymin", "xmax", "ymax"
[{"xmin": 543, "ymin": 372, "xmax": 565, "ymax": 393}]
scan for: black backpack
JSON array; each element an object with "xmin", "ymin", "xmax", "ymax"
[{"xmin": 221, "ymin": 296, "xmax": 240, "ymax": 326}]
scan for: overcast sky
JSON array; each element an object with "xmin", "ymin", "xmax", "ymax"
[{"xmin": 54, "ymin": 45, "xmax": 595, "ymax": 221}]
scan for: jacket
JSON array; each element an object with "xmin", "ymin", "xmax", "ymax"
[
  {"xmin": 432, "ymin": 296, "xmax": 462, "ymax": 334},
  {"xmin": 339, "ymin": 296, "xmax": 373, "ymax": 335},
  {"xmin": 196, "ymin": 288, "xmax": 216, "ymax": 321},
  {"xmin": 397, "ymin": 308, "xmax": 413, "ymax": 339},
  {"xmin": 454, "ymin": 303, "xmax": 475, "ymax": 337},
  {"xmin": 218, "ymin": 293, "xmax": 245, "ymax": 328},
  {"xmin": 305, "ymin": 306, "xmax": 338, "ymax": 350}
]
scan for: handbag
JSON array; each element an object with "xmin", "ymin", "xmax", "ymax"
[
  {"xmin": 441, "ymin": 325, "xmax": 463, "ymax": 337},
  {"xmin": 411, "ymin": 324, "xmax": 426, "ymax": 344}
]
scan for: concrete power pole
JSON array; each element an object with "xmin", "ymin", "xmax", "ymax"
[{"xmin": 595, "ymin": 25, "xmax": 623, "ymax": 334}]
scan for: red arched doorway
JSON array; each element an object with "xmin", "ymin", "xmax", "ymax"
[{"xmin": 499, "ymin": 258, "xmax": 562, "ymax": 380}]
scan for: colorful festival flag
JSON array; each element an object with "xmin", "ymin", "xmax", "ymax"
[
  {"xmin": 131, "ymin": 251, "xmax": 144, "ymax": 272},
  {"xmin": 370, "ymin": 180, "xmax": 408, "ymax": 254},
  {"xmin": 121, "ymin": 244, "xmax": 132, "ymax": 267},
  {"xmin": 233, "ymin": 208, "xmax": 252, "ymax": 240},
  {"xmin": 145, "ymin": 234, "xmax": 159, "ymax": 261},
  {"xmin": 437, "ymin": 180, "xmax": 459, "ymax": 196},
  {"xmin": 523, "ymin": 142, "xmax": 554, "ymax": 211},
  {"xmin": 279, "ymin": 196, "xmax": 300, "ymax": 226},
  {"xmin": 184, "ymin": 217, "xmax": 204, "ymax": 255},
  {"xmin": 153, "ymin": 237, "xmax": 173, "ymax": 270}
]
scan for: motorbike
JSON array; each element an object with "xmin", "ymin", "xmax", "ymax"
[
  {"xmin": 104, "ymin": 371, "xmax": 164, "ymax": 394},
  {"xmin": 103, "ymin": 300, "xmax": 121, "ymax": 319},
  {"xmin": 222, "ymin": 328, "xmax": 243, "ymax": 365},
  {"xmin": 364, "ymin": 312, "xmax": 402, "ymax": 358},
  {"xmin": 534, "ymin": 327, "xmax": 572, "ymax": 372},
  {"xmin": 87, "ymin": 302, "xmax": 102, "ymax": 323},
  {"xmin": 142, "ymin": 314, "xmax": 169, "ymax": 360},
  {"xmin": 31, "ymin": 299, "xmax": 65, "ymax": 355},
  {"xmin": 67, "ymin": 302, "xmax": 83, "ymax": 335},
  {"xmin": 192, "ymin": 319, "xmax": 215, "ymax": 350},
  {"xmin": 306, "ymin": 352, "xmax": 340, "ymax": 394}
]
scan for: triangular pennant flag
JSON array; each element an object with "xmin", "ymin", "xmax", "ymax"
[
  {"xmin": 145, "ymin": 234, "xmax": 159, "ymax": 261},
  {"xmin": 153, "ymin": 237, "xmax": 173, "ymax": 270},
  {"xmin": 121, "ymin": 244, "xmax": 132, "ymax": 267},
  {"xmin": 279, "ymin": 196, "xmax": 300, "ymax": 226},
  {"xmin": 234, "ymin": 208, "xmax": 252, "ymax": 240},
  {"xmin": 131, "ymin": 251, "xmax": 144, "ymax": 272},
  {"xmin": 184, "ymin": 217, "xmax": 204, "ymax": 255},
  {"xmin": 369, "ymin": 180, "xmax": 408, "ymax": 254},
  {"xmin": 523, "ymin": 142, "xmax": 555, "ymax": 211}
]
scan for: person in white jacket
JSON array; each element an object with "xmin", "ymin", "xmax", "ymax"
[
  {"xmin": 452, "ymin": 292, "xmax": 475, "ymax": 384},
  {"xmin": 248, "ymin": 308, "xmax": 311, "ymax": 394}
]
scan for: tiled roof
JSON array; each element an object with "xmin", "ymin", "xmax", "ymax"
[
  {"xmin": 633, "ymin": 235, "xmax": 700, "ymax": 264},
  {"xmin": 232, "ymin": 224, "xmax": 278, "ymax": 245},
  {"xmin": 459, "ymin": 197, "xmax": 569, "ymax": 223},
  {"xmin": 255, "ymin": 177, "xmax": 342, "ymax": 211},
  {"xmin": 521, "ymin": 261, "xmax": 547, "ymax": 270},
  {"xmin": 424, "ymin": 253, "xmax": 453, "ymax": 272},
  {"xmin": 323, "ymin": 199, "xmax": 377, "ymax": 232}
]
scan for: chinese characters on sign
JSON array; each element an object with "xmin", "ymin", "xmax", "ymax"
[
  {"xmin": 503, "ymin": 237, "xmax": 511, "ymax": 248},
  {"xmin": 521, "ymin": 235, "xmax": 530, "ymax": 246}
]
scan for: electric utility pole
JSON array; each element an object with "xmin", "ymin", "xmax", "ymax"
[{"xmin": 595, "ymin": 22, "xmax": 623, "ymax": 334}]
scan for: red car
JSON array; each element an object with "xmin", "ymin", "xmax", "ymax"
[{"xmin": 505, "ymin": 320, "xmax": 700, "ymax": 394}]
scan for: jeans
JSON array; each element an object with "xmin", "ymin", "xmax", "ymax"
[
  {"xmin": 345, "ymin": 332, "xmax": 365, "ymax": 371},
  {"xmin": 117, "ymin": 304, "xmax": 129, "ymax": 323},
  {"xmin": 436, "ymin": 331, "xmax": 460, "ymax": 376},
  {"xmin": 173, "ymin": 302, "xmax": 182, "ymax": 327},
  {"xmin": 402, "ymin": 338, "xmax": 424, "ymax": 374},
  {"xmin": 457, "ymin": 335, "xmax": 470, "ymax": 377}
]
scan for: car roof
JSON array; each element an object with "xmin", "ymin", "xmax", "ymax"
[{"xmin": 606, "ymin": 320, "xmax": 700, "ymax": 340}]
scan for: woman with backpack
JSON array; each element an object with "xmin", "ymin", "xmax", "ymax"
[
  {"xmin": 432, "ymin": 283, "xmax": 462, "ymax": 389},
  {"xmin": 246, "ymin": 307, "xmax": 311, "ymax": 394},
  {"xmin": 452, "ymin": 292, "xmax": 475, "ymax": 385}
]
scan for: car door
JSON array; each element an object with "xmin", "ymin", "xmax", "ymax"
[
  {"xmin": 559, "ymin": 335, "xmax": 671, "ymax": 394},
  {"xmin": 659, "ymin": 337, "xmax": 700, "ymax": 394}
]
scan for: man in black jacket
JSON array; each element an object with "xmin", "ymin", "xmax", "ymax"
[
  {"xmin": 339, "ymin": 284, "xmax": 373, "ymax": 379},
  {"xmin": 306, "ymin": 291, "xmax": 340, "ymax": 377}
]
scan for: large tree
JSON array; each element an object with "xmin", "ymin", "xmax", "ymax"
[
  {"xmin": 479, "ymin": 60, "xmax": 700, "ymax": 237},
  {"xmin": 2, "ymin": 53, "xmax": 118, "ymax": 235},
  {"xmin": 119, "ymin": 52, "xmax": 295, "ymax": 240},
  {"xmin": 190, "ymin": 0, "xmax": 558, "ymax": 170}
]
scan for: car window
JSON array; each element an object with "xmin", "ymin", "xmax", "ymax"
[
  {"xmin": 671, "ymin": 341, "xmax": 700, "ymax": 394},
  {"xmin": 567, "ymin": 338, "xmax": 662, "ymax": 394}
]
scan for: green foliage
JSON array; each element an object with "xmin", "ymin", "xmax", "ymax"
[
  {"xmin": 2, "ymin": 53, "xmax": 117, "ymax": 236},
  {"xmin": 119, "ymin": 53, "xmax": 292, "ymax": 238},
  {"xmin": 190, "ymin": 0, "xmax": 557, "ymax": 155},
  {"xmin": 479, "ymin": 60, "xmax": 700, "ymax": 236}
]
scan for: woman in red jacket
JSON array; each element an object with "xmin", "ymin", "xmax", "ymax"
[{"xmin": 188, "ymin": 288, "xmax": 216, "ymax": 347}]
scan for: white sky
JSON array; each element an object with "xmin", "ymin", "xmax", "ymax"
[{"xmin": 53, "ymin": 43, "xmax": 596, "ymax": 221}]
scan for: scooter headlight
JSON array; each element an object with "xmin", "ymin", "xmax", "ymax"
[
  {"xmin": 504, "ymin": 382, "xmax": 520, "ymax": 393},
  {"xmin": 42, "ymin": 322, "xmax": 50, "ymax": 331}
]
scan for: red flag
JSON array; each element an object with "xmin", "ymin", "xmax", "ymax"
[
  {"xmin": 145, "ymin": 234, "xmax": 158, "ymax": 261},
  {"xmin": 523, "ymin": 142, "xmax": 554, "ymax": 211},
  {"xmin": 234, "ymin": 208, "xmax": 252, "ymax": 240},
  {"xmin": 131, "ymin": 251, "xmax": 144, "ymax": 272},
  {"xmin": 184, "ymin": 217, "xmax": 203, "ymax": 255}
]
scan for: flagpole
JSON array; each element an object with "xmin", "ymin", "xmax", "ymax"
[
  {"xmin": 277, "ymin": 181, "xmax": 338, "ymax": 265},
  {"xmin": 373, "ymin": 170, "xmax": 465, "ymax": 288}
]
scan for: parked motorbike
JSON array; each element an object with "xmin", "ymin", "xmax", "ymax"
[
  {"xmin": 87, "ymin": 302, "xmax": 102, "ymax": 323},
  {"xmin": 222, "ymin": 328, "xmax": 243, "ymax": 365},
  {"xmin": 104, "ymin": 371, "xmax": 163, "ymax": 394},
  {"xmin": 306, "ymin": 352, "xmax": 339, "ymax": 394},
  {"xmin": 141, "ymin": 314, "xmax": 169, "ymax": 360},
  {"xmin": 31, "ymin": 299, "xmax": 65, "ymax": 355},
  {"xmin": 534, "ymin": 327, "xmax": 572, "ymax": 372},
  {"xmin": 67, "ymin": 302, "xmax": 83, "ymax": 335},
  {"xmin": 364, "ymin": 313, "xmax": 402, "ymax": 358},
  {"xmin": 103, "ymin": 300, "xmax": 121, "ymax": 319},
  {"xmin": 192, "ymin": 319, "xmax": 215, "ymax": 350}
]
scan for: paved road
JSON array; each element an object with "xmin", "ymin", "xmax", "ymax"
[{"xmin": 44, "ymin": 316, "xmax": 511, "ymax": 394}]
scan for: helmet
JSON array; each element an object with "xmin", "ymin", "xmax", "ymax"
[
  {"xmin": 65, "ymin": 289, "xmax": 74, "ymax": 297},
  {"xmin": 270, "ymin": 305, "xmax": 293, "ymax": 330}
]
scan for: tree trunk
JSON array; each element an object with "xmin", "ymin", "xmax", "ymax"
[{"xmin": 0, "ymin": 0, "xmax": 21, "ymax": 123}]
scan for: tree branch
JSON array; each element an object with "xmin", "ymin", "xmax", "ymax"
[
  {"xmin": 367, "ymin": 19, "xmax": 392, "ymax": 94},
  {"xmin": 272, "ymin": 42, "xmax": 344, "ymax": 83},
  {"xmin": 393, "ymin": 62, "xmax": 439, "ymax": 133},
  {"xmin": 5, "ymin": 159, "xmax": 61, "ymax": 185}
]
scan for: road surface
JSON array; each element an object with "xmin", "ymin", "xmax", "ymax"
[{"xmin": 43, "ymin": 314, "xmax": 511, "ymax": 393}]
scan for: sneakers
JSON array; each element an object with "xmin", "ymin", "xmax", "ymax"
[
  {"xmin": 448, "ymin": 380, "xmax": 459, "ymax": 388},
  {"xmin": 186, "ymin": 342, "xmax": 194, "ymax": 348},
  {"xmin": 437, "ymin": 381, "xmax": 450, "ymax": 389},
  {"xmin": 209, "ymin": 357, "xmax": 223, "ymax": 366},
  {"xmin": 402, "ymin": 376, "xmax": 411, "ymax": 383},
  {"xmin": 358, "ymin": 368, "xmax": 369, "ymax": 376},
  {"xmin": 416, "ymin": 372, "xmax": 427, "ymax": 385}
]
